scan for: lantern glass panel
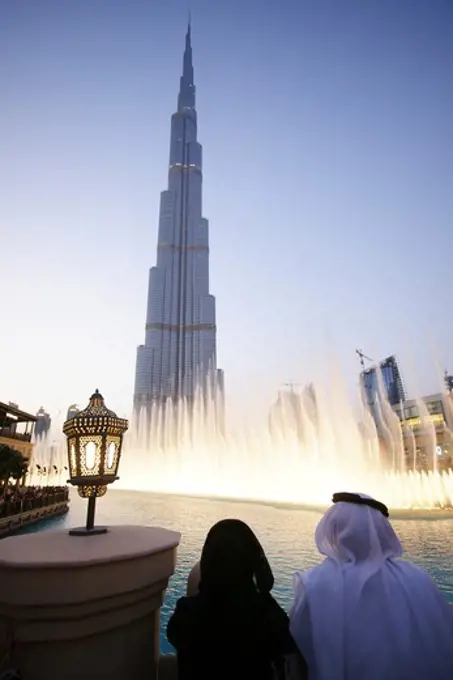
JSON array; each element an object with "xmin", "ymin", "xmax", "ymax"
[
  {"xmin": 69, "ymin": 439, "xmax": 77, "ymax": 477},
  {"xmin": 106, "ymin": 442, "xmax": 115, "ymax": 469},
  {"xmin": 105, "ymin": 435, "xmax": 121, "ymax": 473},
  {"xmin": 85, "ymin": 441, "xmax": 97, "ymax": 470},
  {"xmin": 79, "ymin": 435, "xmax": 103, "ymax": 476}
]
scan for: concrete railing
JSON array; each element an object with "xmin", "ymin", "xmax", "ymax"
[{"xmin": 0, "ymin": 525, "xmax": 181, "ymax": 680}]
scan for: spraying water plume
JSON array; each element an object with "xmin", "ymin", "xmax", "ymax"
[
  {"xmin": 30, "ymin": 371, "xmax": 453, "ymax": 509},
  {"xmin": 120, "ymin": 372, "xmax": 453, "ymax": 509}
]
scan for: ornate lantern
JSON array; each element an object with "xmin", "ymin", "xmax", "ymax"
[{"xmin": 62, "ymin": 390, "xmax": 128, "ymax": 536}]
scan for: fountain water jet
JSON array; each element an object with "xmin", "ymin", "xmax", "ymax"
[
  {"xmin": 117, "ymin": 378, "xmax": 453, "ymax": 510},
  {"xmin": 31, "ymin": 376, "xmax": 453, "ymax": 509}
]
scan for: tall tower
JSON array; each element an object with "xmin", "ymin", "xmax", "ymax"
[
  {"xmin": 35, "ymin": 407, "xmax": 51, "ymax": 439},
  {"xmin": 134, "ymin": 23, "xmax": 223, "ymax": 419}
]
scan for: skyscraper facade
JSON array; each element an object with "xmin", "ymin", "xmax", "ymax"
[
  {"xmin": 360, "ymin": 355, "xmax": 405, "ymax": 409},
  {"xmin": 134, "ymin": 24, "xmax": 223, "ymax": 415}
]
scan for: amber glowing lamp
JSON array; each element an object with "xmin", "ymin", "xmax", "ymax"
[{"xmin": 62, "ymin": 390, "xmax": 129, "ymax": 536}]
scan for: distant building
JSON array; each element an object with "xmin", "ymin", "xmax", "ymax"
[
  {"xmin": 360, "ymin": 356, "xmax": 406, "ymax": 441},
  {"xmin": 360, "ymin": 355, "xmax": 405, "ymax": 409},
  {"xmin": 35, "ymin": 407, "xmax": 51, "ymax": 438},
  {"xmin": 359, "ymin": 357, "xmax": 453, "ymax": 470},
  {"xmin": 269, "ymin": 383, "xmax": 318, "ymax": 440},
  {"xmin": 393, "ymin": 393, "xmax": 453, "ymax": 470},
  {"xmin": 0, "ymin": 401, "xmax": 37, "ymax": 464},
  {"xmin": 66, "ymin": 405, "xmax": 80, "ymax": 421}
]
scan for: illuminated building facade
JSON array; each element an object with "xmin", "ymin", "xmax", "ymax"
[{"xmin": 393, "ymin": 393, "xmax": 453, "ymax": 469}]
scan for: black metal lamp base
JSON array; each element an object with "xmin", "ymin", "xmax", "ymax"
[
  {"xmin": 69, "ymin": 526, "xmax": 108, "ymax": 536},
  {"xmin": 68, "ymin": 494, "xmax": 107, "ymax": 536}
]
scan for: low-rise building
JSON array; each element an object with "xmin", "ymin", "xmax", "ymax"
[
  {"xmin": 0, "ymin": 401, "xmax": 37, "ymax": 462},
  {"xmin": 392, "ymin": 393, "xmax": 453, "ymax": 470}
]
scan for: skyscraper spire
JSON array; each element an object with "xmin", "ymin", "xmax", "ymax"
[{"xmin": 178, "ymin": 17, "xmax": 195, "ymax": 111}]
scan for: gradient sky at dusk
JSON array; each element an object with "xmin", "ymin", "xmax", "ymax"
[{"xmin": 1, "ymin": 0, "xmax": 452, "ymax": 426}]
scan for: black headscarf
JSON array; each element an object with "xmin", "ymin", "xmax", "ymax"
[{"xmin": 199, "ymin": 519, "xmax": 274, "ymax": 595}]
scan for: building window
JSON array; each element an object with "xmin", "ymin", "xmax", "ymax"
[
  {"xmin": 404, "ymin": 406, "xmax": 418, "ymax": 419},
  {"xmin": 426, "ymin": 400, "xmax": 442, "ymax": 414}
]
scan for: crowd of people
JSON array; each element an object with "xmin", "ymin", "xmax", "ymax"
[
  {"xmin": 0, "ymin": 485, "xmax": 68, "ymax": 518},
  {"xmin": 166, "ymin": 493, "xmax": 453, "ymax": 680}
]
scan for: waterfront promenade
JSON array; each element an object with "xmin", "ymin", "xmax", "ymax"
[{"xmin": 0, "ymin": 486, "xmax": 69, "ymax": 538}]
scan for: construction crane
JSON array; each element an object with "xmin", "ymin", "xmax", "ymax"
[{"xmin": 356, "ymin": 349, "xmax": 373, "ymax": 369}]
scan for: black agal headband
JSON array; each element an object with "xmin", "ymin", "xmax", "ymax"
[{"xmin": 332, "ymin": 492, "xmax": 389, "ymax": 518}]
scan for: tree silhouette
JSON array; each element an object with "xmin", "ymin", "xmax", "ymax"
[{"xmin": 0, "ymin": 444, "xmax": 28, "ymax": 494}]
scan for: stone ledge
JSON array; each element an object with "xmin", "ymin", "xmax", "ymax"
[
  {"xmin": 0, "ymin": 526, "xmax": 180, "ymax": 606},
  {"xmin": 0, "ymin": 524, "xmax": 179, "ymax": 568},
  {"xmin": 0, "ymin": 525, "xmax": 181, "ymax": 680}
]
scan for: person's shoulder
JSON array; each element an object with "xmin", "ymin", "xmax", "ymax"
[
  {"xmin": 393, "ymin": 558, "xmax": 436, "ymax": 583},
  {"xmin": 390, "ymin": 559, "xmax": 450, "ymax": 599}
]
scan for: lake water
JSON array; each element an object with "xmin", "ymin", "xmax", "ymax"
[{"xmin": 22, "ymin": 489, "xmax": 453, "ymax": 654}]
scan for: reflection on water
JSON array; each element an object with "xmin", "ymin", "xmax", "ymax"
[{"xmin": 24, "ymin": 489, "xmax": 453, "ymax": 654}]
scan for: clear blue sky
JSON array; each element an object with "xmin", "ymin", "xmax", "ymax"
[{"xmin": 1, "ymin": 0, "xmax": 452, "ymax": 425}]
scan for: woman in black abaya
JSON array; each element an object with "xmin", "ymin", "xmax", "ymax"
[{"xmin": 167, "ymin": 518, "xmax": 307, "ymax": 680}]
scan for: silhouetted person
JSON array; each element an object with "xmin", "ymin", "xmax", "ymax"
[
  {"xmin": 290, "ymin": 492, "xmax": 453, "ymax": 680},
  {"xmin": 167, "ymin": 518, "xmax": 307, "ymax": 680}
]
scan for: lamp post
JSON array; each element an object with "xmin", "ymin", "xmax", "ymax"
[{"xmin": 62, "ymin": 390, "xmax": 129, "ymax": 536}]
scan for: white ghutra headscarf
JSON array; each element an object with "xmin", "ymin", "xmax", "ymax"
[{"xmin": 290, "ymin": 493, "xmax": 453, "ymax": 680}]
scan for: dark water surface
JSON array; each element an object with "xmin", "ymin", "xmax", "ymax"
[{"xmin": 22, "ymin": 489, "xmax": 453, "ymax": 654}]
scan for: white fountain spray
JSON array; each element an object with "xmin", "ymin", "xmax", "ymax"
[
  {"xmin": 33, "ymin": 370, "xmax": 453, "ymax": 509},
  {"xmin": 117, "ymin": 370, "xmax": 453, "ymax": 509}
]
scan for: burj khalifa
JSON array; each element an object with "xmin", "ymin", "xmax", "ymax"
[{"xmin": 134, "ymin": 23, "xmax": 224, "ymax": 419}]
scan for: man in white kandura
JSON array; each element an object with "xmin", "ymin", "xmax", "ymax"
[{"xmin": 289, "ymin": 492, "xmax": 453, "ymax": 680}]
